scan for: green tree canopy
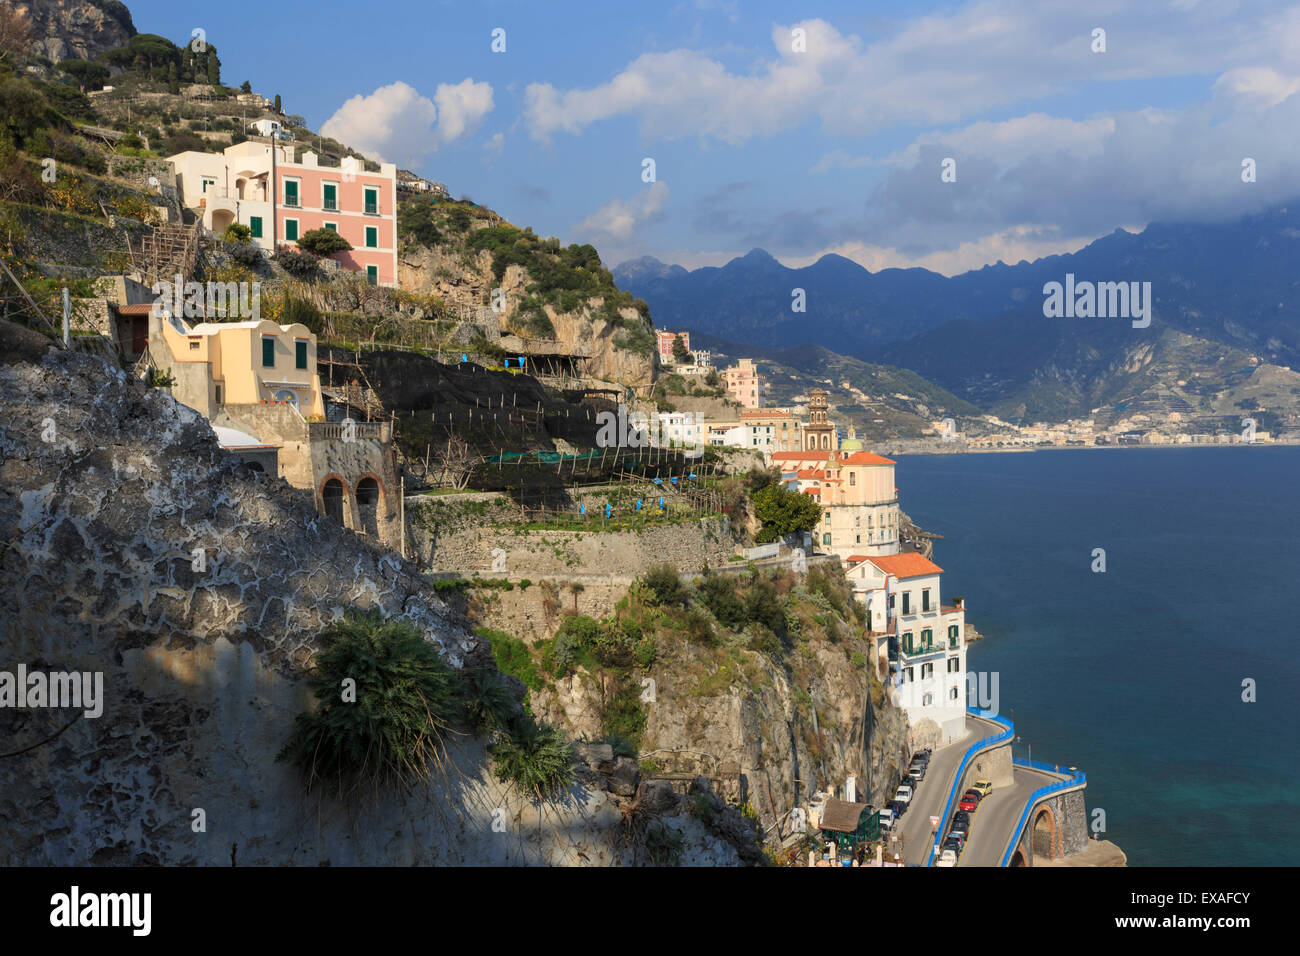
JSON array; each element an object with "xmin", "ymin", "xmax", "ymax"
[
  {"xmin": 297, "ymin": 227, "xmax": 353, "ymax": 256},
  {"xmin": 752, "ymin": 483, "xmax": 823, "ymax": 543}
]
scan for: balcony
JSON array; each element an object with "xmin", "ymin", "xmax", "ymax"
[
  {"xmin": 364, "ymin": 202, "xmax": 379, "ymax": 215},
  {"xmin": 900, "ymin": 639, "xmax": 948, "ymax": 660},
  {"xmin": 323, "ymin": 198, "xmax": 337, "ymax": 211}
]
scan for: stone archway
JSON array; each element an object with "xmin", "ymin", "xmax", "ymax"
[
  {"xmin": 355, "ymin": 476, "xmax": 380, "ymax": 537},
  {"xmin": 1010, "ymin": 848, "xmax": 1027, "ymax": 867},
  {"xmin": 322, "ymin": 477, "xmax": 346, "ymax": 526},
  {"xmin": 1031, "ymin": 804, "xmax": 1060, "ymax": 861}
]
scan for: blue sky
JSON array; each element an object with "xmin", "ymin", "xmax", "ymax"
[{"xmin": 128, "ymin": 0, "xmax": 1300, "ymax": 275}]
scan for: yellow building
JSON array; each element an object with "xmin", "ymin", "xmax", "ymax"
[{"xmin": 150, "ymin": 313, "xmax": 325, "ymax": 420}]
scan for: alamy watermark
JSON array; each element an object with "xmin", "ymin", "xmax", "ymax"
[
  {"xmin": 152, "ymin": 274, "xmax": 261, "ymax": 321},
  {"xmin": 1042, "ymin": 273, "xmax": 1151, "ymax": 328},
  {"xmin": 595, "ymin": 404, "xmax": 697, "ymax": 448},
  {"xmin": 1, "ymin": 664, "xmax": 104, "ymax": 719}
]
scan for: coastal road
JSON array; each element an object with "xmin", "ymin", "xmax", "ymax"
[
  {"xmin": 897, "ymin": 715, "xmax": 1005, "ymax": 865},
  {"xmin": 958, "ymin": 764, "xmax": 1072, "ymax": 867}
]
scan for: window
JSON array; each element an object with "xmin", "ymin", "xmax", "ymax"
[
  {"xmin": 366, "ymin": 265, "xmax": 378, "ymax": 285},
  {"xmin": 921, "ymin": 628, "xmax": 932, "ymax": 649},
  {"xmin": 284, "ymin": 179, "xmax": 299, "ymax": 207},
  {"xmin": 365, "ymin": 225, "xmax": 378, "ymax": 248},
  {"xmin": 922, "ymin": 693, "xmax": 934, "ymax": 707},
  {"xmin": 902, "ymin": 631, "xmax": 913, "ymax": 653},
  {"xmin": 214, "ymin": 384, "xmax": 222, "ymax": 404},
  {"xmin": 249, "ymin": 216, "xmax": 263, "ymax": 238},
  {"xmin": 949, "ymin": 687, "xmax": 959, "ymax": 700},
  {"xmin": 849, "ymin": 472, "xmax": 856, "ymax": 486},
  {"xmin": 855, "ymin": 534, "xmax": 861, "ymax": 544},
  {"xmin": 923, "ymin": 588, "xmax": 932, "ymax": 611},
  {"xmin": 822, "ymin": 532, "xmax": 831, "ymax": 546},
  {"xmin": 947, "ymin": 657, "xmax": 960, "ymax": 673},
  {"xmin": 188, "ymin": 340, "xmax": 200, "ymax": 350},
  {"xmin": 948, "ymin": 624, "xmax": 960, "ymax": 646},
  {"xmin": 323, "ymin": 222, "xmax": 338, "ymax": 232},
  {"xmin": 902, "ymin": 667, "xmax": 914, "ymax": 684},
  {"xmin": 261, "ymin": 336, "xmax": 275, "ymax": 367},
  {"xmin": 322, "ymin": 182, "xmax": 337, "ymax": 211},
  {"xmin": 295, "ymin": 340, "xmax": 308, "ymax": 370},
  {"xmin": 921, "ymin": 663, "xmax": 933, "ymax": 679},
  {"xmin": 284, "ymin": 219, "xmax": 298, "ymax": 241},
  {"xmin": 364, "ymin": 186, "xmax": 378, "ymax": 214},
  {"xmin": 902, "ymin": 592, "xmax": 912, "ymax": 615}
]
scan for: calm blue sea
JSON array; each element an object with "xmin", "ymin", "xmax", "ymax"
[{"xmin": 893, "ymin": 446, "xmax": 1300, "ymax": 867}]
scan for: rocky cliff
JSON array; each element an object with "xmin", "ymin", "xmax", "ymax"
[
  {"xmin": 14, "ymin": 0, "xmax": 135, "ymax": 63},
  {"xmin": 0, "ymin": 323, "xmax": 747, "ymax": 865}
]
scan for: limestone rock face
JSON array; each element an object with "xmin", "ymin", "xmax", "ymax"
[
  {"xmin": 0, "ymin": 325, "xmax": 741, "ymax": 865},
  {"xmin": 398, "ymin": 246, "xmax": 654, "ymax": 388},
  {"xmin": 16, "ymin": 0, "xmax": 136, "ymax": 64}
]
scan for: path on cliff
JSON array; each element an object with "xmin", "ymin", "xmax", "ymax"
[
  {"xmin": 899, "ymin": 714, "xmax": 1007, "ymax": 865},
  {"xmin": 958, "ymin": 763, "xmax": 1067, "ymax": 867}
]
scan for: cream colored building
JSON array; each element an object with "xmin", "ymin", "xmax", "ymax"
[{"xmin": 774, "ymin": 437, "xmax": 900, "ymax": 560}]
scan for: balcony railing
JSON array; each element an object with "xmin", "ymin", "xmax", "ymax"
[
  {"xmin": 283, "ymin": 197, "xmax": 300, "ymax": 208},
  {"xmin": 323, "ymin": 198, "xmax": 337, "ymax": 211},
  {"xmin": 364, "ymin": 202, "xmax": 379, "ymax": 215},
  {"xmin": 900, "ymin": 639, "xmax": 948, "ymax": 659}
]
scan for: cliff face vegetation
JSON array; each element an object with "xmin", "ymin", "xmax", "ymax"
[
  {"xmin": 0, "ymin": 323, "xmax": 750, "ymax": 865},
  {"xmin": 474, "ymin": 561, "xmax": 913, "ymax": 852},
  {"xmin": 397, "ymin": 200, "xmax": 657, "ymax": 389}
]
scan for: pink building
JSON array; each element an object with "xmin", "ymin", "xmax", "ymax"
[{"xmin": 169, "ymin": 141, "xmax": 399, "ymax": 287}]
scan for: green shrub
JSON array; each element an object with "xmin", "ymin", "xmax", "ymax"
[
  {"xmin": 222, "ymin": 222, "xmax": 252, "ymax": 243},
  {"xmin": 698, "ymin": 575, "xmax": 747, "ymax": 630},
  {"xmin": 489, "ymin": 716, "xmax": 575, "ymax": 798},
  {"xmin": 634, "ymin": 638, "xmax": 657, "ymax": 669},
  {"xmin": 298, "ymin": 227, "xmax": 353, "ymax": 255},
  {"xmin": 460, "ymin": 666, "xmax": 517, "ymax": 733},
  {"xmin": 277, "ymin": 611, "xmax": 457, "ymax": 798},
  {"xmin": 477, "ymin": 626, "xmax": 541, "ymax": 692},
  {"xmin": 642, "ymin": 563, "xmax": 685, "ymax": 606},
  {"xmin": 645, "ymin": 823, "xmax": 685, "ymax": 866}
]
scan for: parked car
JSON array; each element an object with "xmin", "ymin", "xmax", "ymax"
[
  {"xmin": 958, "ymin": 791, "xmax": 980, "ymax": 812},
  {"xmin": 969, "ymin": 780, "xmax": 994, "ymax": 798},
  {"xmin": 948, "ymin": 821, "xmax": 968, "ymax": 841},
  {"xmin": 952, "ymin": 810, "xmax": 971, "ymax": 827},
  {"xmin": 907, "ymin": 765, "xmax": 925, "ymax": 783},
  {"xmin": 895, "ymin": 785, "xmax": 913, "ymax": 805},
  {"xmin": 879, "ymin": 808, "xmax": 895, "ymax": 832},
  {"xmin": 911, "ymin": 753, "xmax": 930, "ymax": 769},
  {"xmin": 935, "ymin": 848, "xmax": 958, "ymax": 867},
  {"xmin": 886, "ymin": 799, "xmax": 907, "ymax": 818},
  {"xmin": 942, "ymin": 835, "xmax": 964, "ymax": 854}
]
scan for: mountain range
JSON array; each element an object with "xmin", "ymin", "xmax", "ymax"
[{"xmin": 615, "ymin": 203, "xmax": 1300, "ymax": 423}]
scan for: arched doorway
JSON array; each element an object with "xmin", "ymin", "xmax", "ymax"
[
  {"xmin": 1009, "ymin": 848, "xmax": 1027, "ymax": 867},
  {"xmin": 356, "ymin": 477, "xmax": 380, "ymax": 537},
  {"xmin": 322, "ymin": 478, "xmax": 346, "ymax": 526},
  {"xmin": 1031, "ymin": 806, "xmax": 1058, "ymax": 860}
]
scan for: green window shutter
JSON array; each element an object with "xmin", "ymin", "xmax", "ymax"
[
  {"xmin": 323, "ymin": 183, "xmax": 336, "ymax": 210},
  {"xmin": 285, "ymin": 180, "xmax": 298, "ymax": 205},
  {"xmin": 249, "ymin": 216, "xmax": 262, "ymax": 238},
  {"xmin": 285, "ymin": 219, "xmax": 298, "ymax": 241},
  {"xmin": 262, "ymin": 337, "xmax": 275, "ymax": 367},
  {"xmin": 364, "ymin": 187, "xmax": 378, "ymax": 213},
  {"xmin": 366, "ymin": 265, "xmax": 378, "ymax": 285},
  {"xmin": 295, "ymin": 341, "xmax": 307, "ymax": 369},
  {"xmin": 903, "ymin": 632, "xmax": 913, "ymax": 654},
  {"xmin": 922, "ymin": 628, "xmax": 932, "ymax": 649},
  {"xmin": 365, "ymin": 226, "xmax": 377, "ymax": 248}
]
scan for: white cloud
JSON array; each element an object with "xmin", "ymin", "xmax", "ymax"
[
  {"xmin": 523, "ymin": 4, "xmax": 1300, "ymax": 143},
  {"xmin": 1212, "ymin": 67, "xmax": 1300, "ymax": 111},
  {"xmin": 321, "ymin": 79, "xmax": 494, "ymax": 165},
  {"xmin": 574, "ymin": 183, "xmax": 671, "ymax": 244},
  {"xmin": 483, "ymin": 132, "xmax": 505, "ymax": 156}
]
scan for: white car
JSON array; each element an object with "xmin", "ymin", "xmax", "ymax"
[
  {"xmin": 935, "ymin": 849, "xmax": 958, "ymax": 867},
  {"xmin": 894, "ymin": 785, "xmax": 913, "ymax": 804},
  {"xmin": 878, "ymin": 808, "xmax": 895, "ymax": 832}
]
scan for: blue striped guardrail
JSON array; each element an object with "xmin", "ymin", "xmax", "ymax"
[
  {"xmin": 924, "ymin": 707, "xmax": 1014, "ymax": 867},
  {"xmin": 996, "ymin": 758, "xmax": 1087, "ymax": 867}
]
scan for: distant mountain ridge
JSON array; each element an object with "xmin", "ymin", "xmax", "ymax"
[{"xmin": 615, "ymin": 203, "xmax": 1300, "ymax": 422}]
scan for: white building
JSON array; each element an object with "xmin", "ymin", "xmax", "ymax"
[
  {"xmin": 653, "ymin": 411, "xmax": 705, "ymax": 448},
  {"xmin": 845, "ymin": 552, "xmax": 967, "ymax": 744}
]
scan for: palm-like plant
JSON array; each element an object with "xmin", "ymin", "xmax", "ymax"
[{"xmin": 278, "ymin": 611, "xmax": 457, "ymax": 801}]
